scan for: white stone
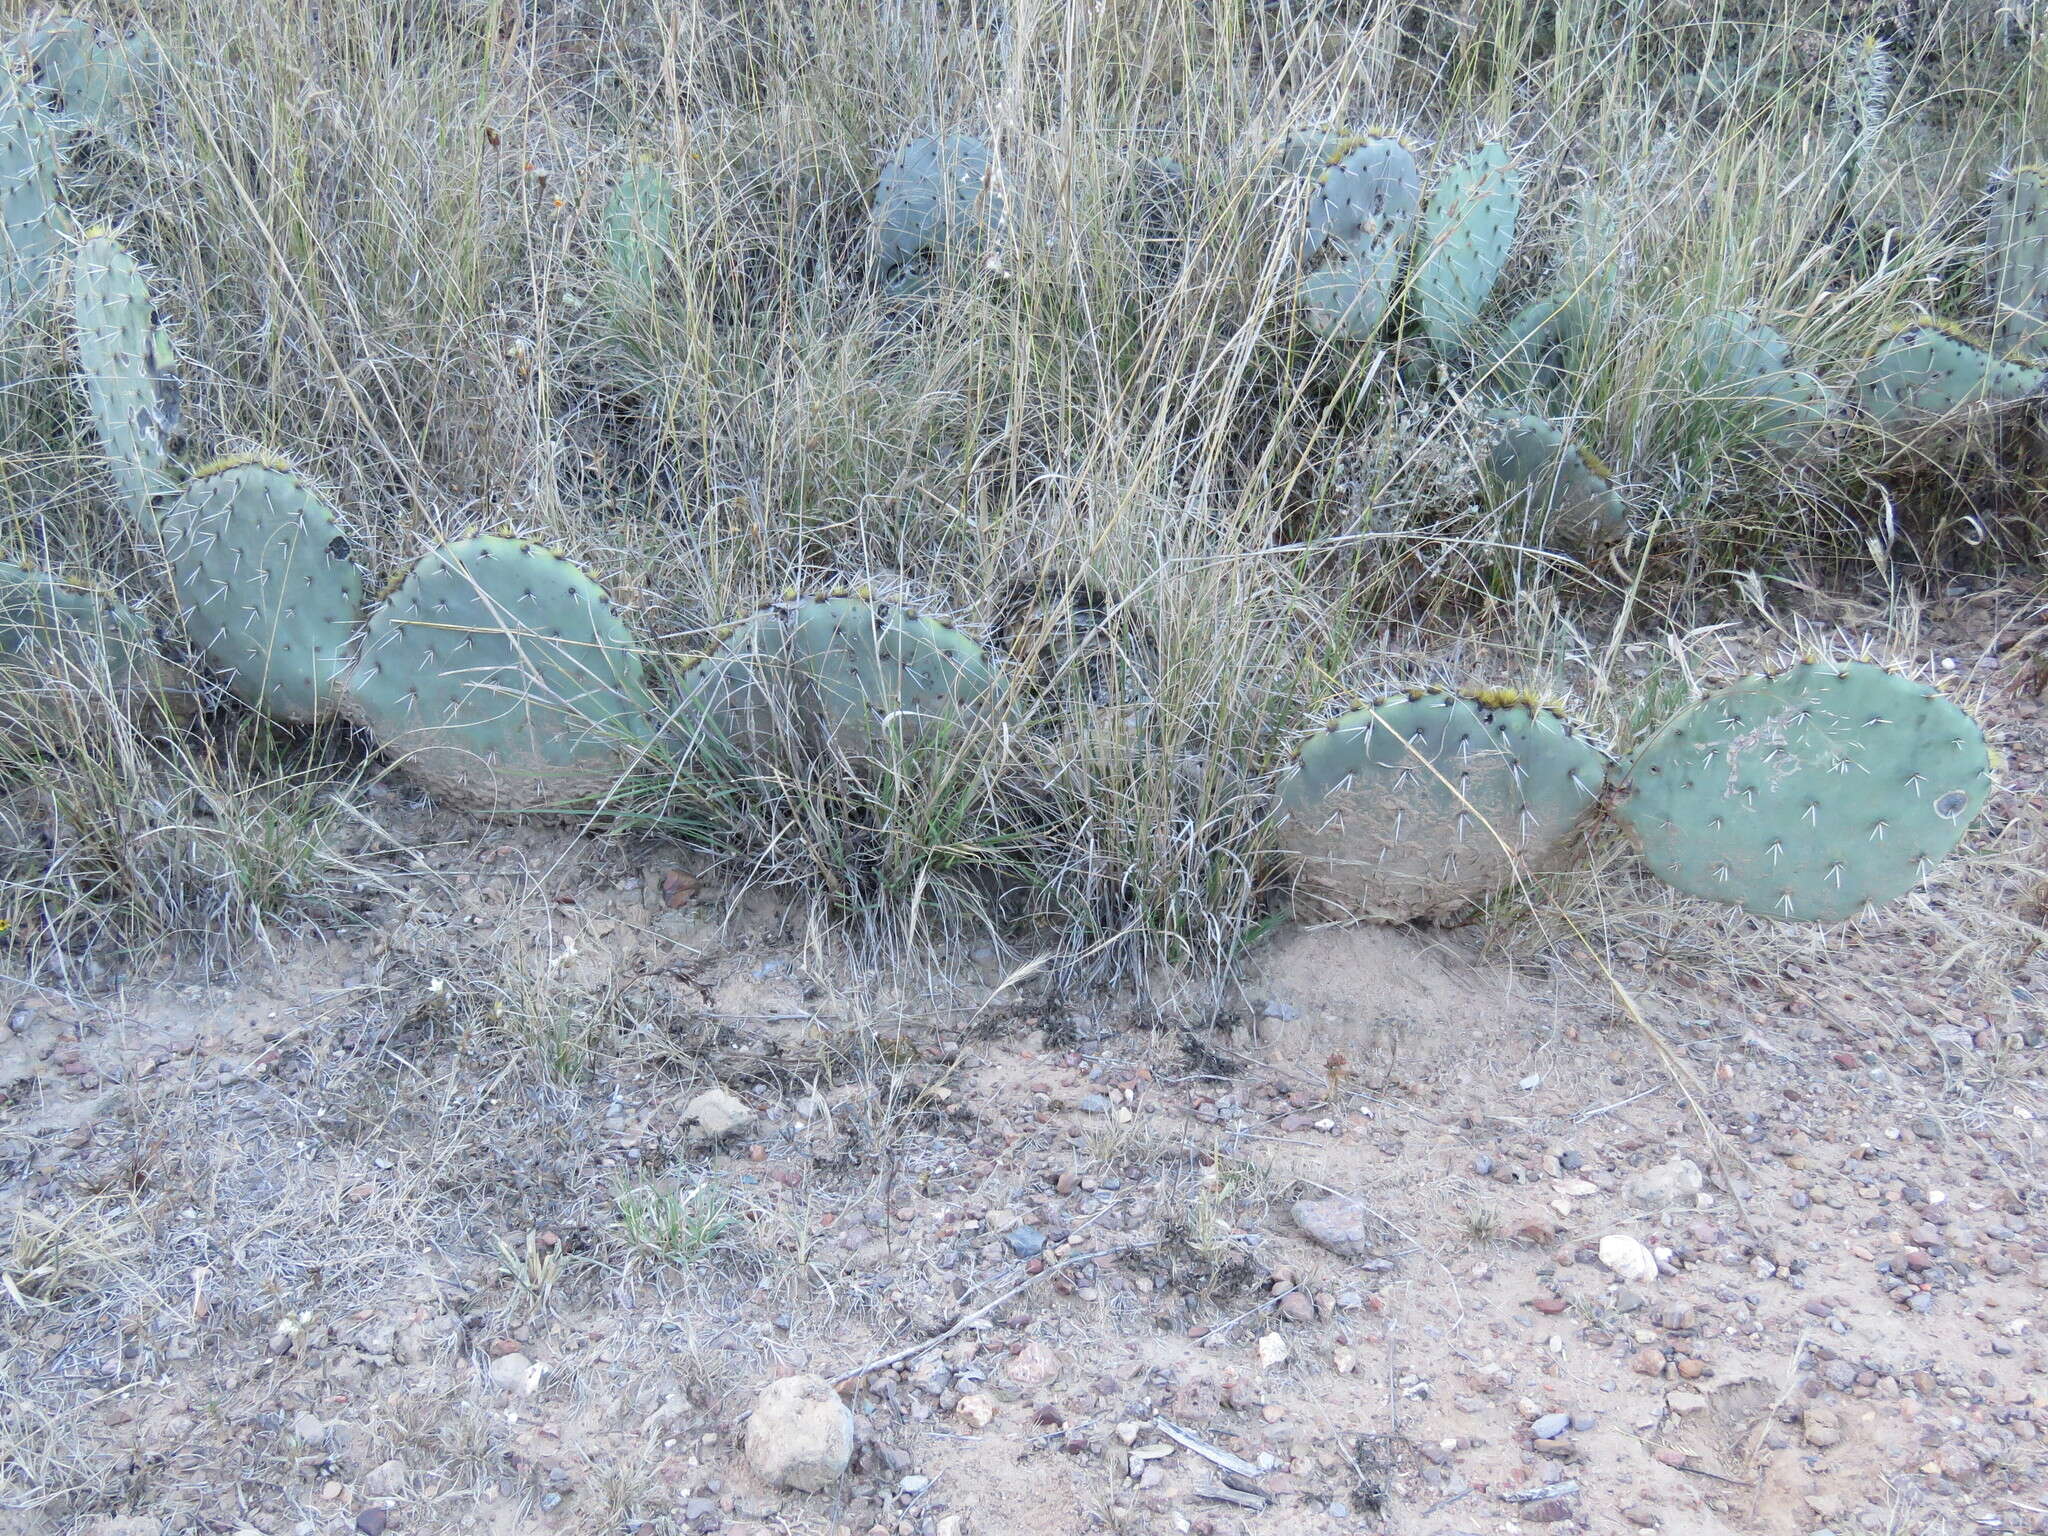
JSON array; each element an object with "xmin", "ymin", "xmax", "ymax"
[
  {"xmin": 1598, "ymin": 1234, "xmax": 1659, "ymax": 1286},
  {"xmin": 685, "ymin": 1087, "xmax": 755, "ymax": 1137},
  {"xmin": 743, "ymin": 1374, "xmax": 854, "ymax": 1491}
]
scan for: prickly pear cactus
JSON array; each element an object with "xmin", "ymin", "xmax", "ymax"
[
  {"xmin": 341, "ymin": 536, "xmax": 658, "ymax": 810},
  {"xmin": 15, "ymin": 16, "xmax": 161, "ymax": 143},
  {"xmin": 1277, "ymin": 687, "xmax": 1610, "ymax": 923},
  {"xmin": 1300, "ymin": 248, "xmax": 1404, "ymax": 341},
  {"xmin": 1615, "ymin": 660, "xmax": 1993, "ymax": 923},
  {"xmin": 0, "ymin": 554, "xmax": 171, "ymax": 719},
  {"xmin": 72, "ymin": 229, "xmax": 181, "ymax": 531},
  {"xmin": 1827, "ymin": 34, "xmax": 1893, "ymax": 235},
  {"xmin": 604, "ymin": 160, "xmax": 675, "ymax": 307},
  {"xmin": 871, "ymin": 133, "xmax": 1002, "ymax": 294},
  {"xmin": 1989, "ymin": 164, "xmax": 2047, "ymax": 361},
  {"xmin": 1685, "ymin": 311, "xmax": 1833, "ymax": 448},
  {"xmin": 1481, "ymin": 289, "xmax": 1594, "ymax": 397},
  {"xmin": 160, "ymin": 456, "xmax": 365, "ymax": 724},
  {"xmin": 1412, "ymin": 142, "xmax": 1520, "ymax": 357},
  {"xmin": 1, "ymin": 72, "xmax": 71, "ymax": 309},
  {"xmin": 1273, "ymin": 127, "xmax": 1349, "ymax": 177},
  {"xmin": 1478, "ymin": 410, "xmax": 1629, "ymax": 552},
  {"xmin": 1856, "ymin": 322, "xmax": 2047, "ymax": 421},
  {"xmin": 668, "ymin": 591, "xmax": 1000, "ymax": 771},
  {"xmin": 1300, "ymin": 135, "xmax": 1420, "ymax": 265}
]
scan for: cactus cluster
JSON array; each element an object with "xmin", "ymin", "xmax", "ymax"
[{"xmin": 0, "ymin": 51, "xmax": 2007, "ymax": 945}]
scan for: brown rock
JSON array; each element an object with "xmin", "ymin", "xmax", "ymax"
[
  {"xmin": 1290, "ymin": 1197, "xmax": 1373, "ymax": 1258},
  {"xmin": 1633, "ymin": 1348, "xmax": 1665, "ymax": 1376}
]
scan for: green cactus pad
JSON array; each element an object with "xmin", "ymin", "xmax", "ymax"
[
  {"xmin": 1301, "ymin": 135, "xmax": 1420, "ymax": 265},
  {"xmin": 1856, "ymin": 323, "xmax": 2047, "ymax": 421},
  {"xmin": 1277, "ymin": 688, "xmax": 1610, "ymax": 923},
  {"xmin": 0, "ymin": 555, "xmax": 168, "ymax": 715},
  {"xmin": 1412, "ymin": 142, "xmax": 1520, "ymax": 357},
  {"xmin": 1478, "ymin": 410, "xmax": 1629, "ymax": 552},
  {"xmin": 160, "ymin": 456, "xmax": 365, "ymax": 724},
  {"xmin": 1481, "ymin": 289, "xmax": 1594, "ymax": 396},
  {"xmin": 72, "ymin": 229, "xmax": 181, "ymax": 531},
  {"xmin": 1299, "ymin": 246, "xmax": 1402, "ymax": 341},
  {"xmin": 1615, "ymin": 660, "xmax": 1993, "ymax": 923},
  {"xmin": 341, "ymin": 536, "xmax": 658, "ymax": 810},
  {"xmin": 1990, "ymin": 165, "xmax": 2047, "ymax": 361},
  {"xmin": 604, "ymin": 160, "xmax": 675, "ymax": 307},
  {"xmin": 1685, "ymin": 312, "xmax": 1833, "ymax": 447},
  {"xmin": 1273, "ymin": 128, "xmax": 1350, "ymax": 177},
  {"xmin": 668, "ymin": 592, "xmax": 999, "ymax": 771},
  {"xmin": 1, "ymin": 73, "xmax": 72, "ymax": 309},
  {"xmin": 27, "ymin": 21, "xmax": 160, "ymax": 142},
  {"xmin": 871, "ymin": 133, "xmax": 1002, "ymax": 294}
]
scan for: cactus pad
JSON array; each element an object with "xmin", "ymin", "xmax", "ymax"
[
  {"xmin": 72, "ymin": 229, "xmax": 181, "ymax": 531},
  {"xmin": 1615, "ymin": 660, "xmax": 1993, "ymax": 922},
  {"xmin": 26, "ymin": 21, "xmax": 160, "ymax": 142},
  {"xmin": 871, "ymin": 133, "xmax": 1002, "ymax": 294},
  {"xmin": 1478, "ymin": 410, "xmax": 1629, "ymax": 552},
  {"xmin": 1856, "ymin": 322, "xmax": 2046, "ymax": 421},
  {"xmin": 1277, "ymin": 688, "xmax": 1610, "ymax": 923},
  {"xmin": 1, "ymin": 73, "xmax": 71, "ymax": 309},
  {"xmin": 1482, "ymin": 289, "xmax": 1594, "ymax": 396},
  {"xmin": 668, "ymin": 592, "xmax": 999, "ymax": 771},
  {"xmin": 341, "ymin": 536, "xmax": 658, "ymax": 810},
  {"xmin": 1299, "ymin": 247, "xmax": 1403, "ymax": 341},
  {"xmin": 604, "ymin": 160, "xmax": 675, "ymax": 307},
  {"xmin": 1300, "ymin": 135, "xmax": 1420, "ymax": 265},
  {"xmin": 160, "ymin": 457, "xmax": 365, "ymax": 724},
  {"xmin": 0, "ymin": 555, "xmax": 167, "ymax": 715},
  {"xmin": 1412, "ymin": 142, "xmax": 1520, "ymax": 357},
  {"xmin": 1686, "ymin": 311, "xmax": 1833, "ymax": 447},
  {"xmin": 1273, "ymin": 128, "xmax": 1350, "ymax": 177},
  {"xmin": 1989, "ymin": 165, "xmax": 2047, "ymax": 361}
]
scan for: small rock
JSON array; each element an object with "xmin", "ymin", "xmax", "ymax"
[
  {"xmin": 743, "ymin": 1374, "xmax": 855, "ymax": 1491},
  {"xmin": 1005, "ymin": 1226, "xmax": 1046, "ymax": 1259},
  {"xmin": 1521, "ymin": 1498, "xmax": 1573, "ymax": 1523},
  {"xmin": 1802, "ymin": 1407, "xmax": 1842, "ymax": 1449},
  {"xmin": 1076, "ymin": 1094, "xmax": 1112, "ymax": 1114},
  {"xmin": 361, "ymin": 1459, "xmax": 406, "ymax": 1498},
  {"xmin": 935, "ymin": 1516, "xmax": 965, "ymax": 1536},
  {"xmin": 1290, "ymin": 1196, "xmax": 1374, "ymax": 1258},
  {"xmin": 487, "ymin": 1352, "xmax": 544, "ymax": 1396},
  {"xmin": 1256, "ymin": 1331, "xmax": 1289, "ymax": 1368},
  {"xmin": 1665, "ymin": 1391, "xmax": 1706, "ymax": 1416},
  {"xmin": 684, "ymin": 1087, "xmax": 754, "ymax": 1138},
  {"xmin": 1632, "ymin": 1348, "xmax": 1665, "ymax": 1376},
  {"xmin": 290, "ymin": 1411, "xmax": 328, "ymax": 1444},
  {"xmin": 956, "ymin": 1392, "xmax": 997, "ymax": 1429},
  {"xmin": 1276, "ymin": 1291, "xmax": 1314, "ymax": 1324},
  {"xmin": 1626, "ymin": 1158, "xmax": 1704, "ymax": 1210},
  {"xmin": 1005, "ymin": 1341, "xmax": 1061, "ymax": 1388},
  {"xmin": 1622, "ymin": 1507, "xmax": 1660, "ymax": 1528},
  {"xmin": 355, "ymin": 1512, "xmax": 387, "ymax": 1536},
  {"xmin": 1530, "ymin": 1412, "xmax": 1570, "ymax": 1440}
]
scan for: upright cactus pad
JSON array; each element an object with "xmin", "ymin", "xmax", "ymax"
[
  {"xmin": 1989, "ymin": 165, "xmax": 2048, "ymax": 361},
  {"xmin": 668, "ymin": 591, "xmax": 999, "ymax": 771},
  {"xmin": 341, "ymin": 536, "xmax": 658, "ymax": 810},
  {"xmin": 1616, "ymin": 661, "xmax": 1993, "ymax": 922},
  {"xmin": 1478, "ymin": 410, "xmax": 1629, "ymax": 553},
  {"xmin": 1481, "ymin": 289, "xmax": 1594, "ymax": 396},
  {"xmin": 1277, "ymin": 688, "xmax": 1610, "ymax": 923},
  {"xmin": 1, "ymin": 72, "xmax": 71, "ymax": 309},
  {"xmin": 604, "ymin": 160, "xmax": 675, "ymax": 307},
  {"xmin": 72, "ymin": 229, "xmax": 181, "ymax": 530},
  {"xmin": 1412, "ymin": 142, "xmax": 1520, "ymax": 357},
  {"xmin": 1300, "ymin": 135, "xmax": 1420, "ymax": 265},
  {"xmin": 871, "ymin": 133, "xmax": 1002, "ymax": 294},
  {"xmin": 1856, "ymin": 322, "xmax": 2047, "ymax": 421},
  {"xmin": 160, "ymin": 456, "xmax": 365, "ymax": 724},
  {"xmin": 1685, "ymin": 311, "xmax": 1833, "ymax": 448}
]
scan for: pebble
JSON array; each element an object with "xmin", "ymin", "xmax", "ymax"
[
  {"xmin": 1256, "ymin": 1331, "xmax": 1289, "ymax": 1368},
  {"xmin": 957, "ymin": 1393, "xmax": 997, "ymax": 1428},
  {"xmin": 1290, "ymin": 1196, "xmax": 1374, "ymax": 1258},
  {"xmin": 487, "ymin": 1352, "xmax": 543, "ymax": 1396},
  {"xmin": 354, "ymin": 1513, "xmax": 387, "ymax": 1536},
  {"xmin": 1531, "ymin": 1412, "xmax": 1571, "ymax": 1440},
  {"xmin": 1005, "ymin": 1226, "xmax": 1046, "ymax": 1259},
  {"xmin": 1276, "ymin": 1291, "xmax": 1314, "ymax": 1324},
  {"xmin": 742, "ymin": 1375, "xmax": 854, "ymax": 1492},
  {"xmin": 683, "ymin": 1087, "xmax": 754, "ymax": 1138},
  {"xmin": 1076, "ymin": 1094, "xmax": 1111, "ymax": 1114},
  {"xmin": 1626, "ymin": 1157, "xmax": 1704, "ymax": 1210},
  {"xmin": 1665, "ymin": 1391, "xmax": 1706, "ymax": 1415}
]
